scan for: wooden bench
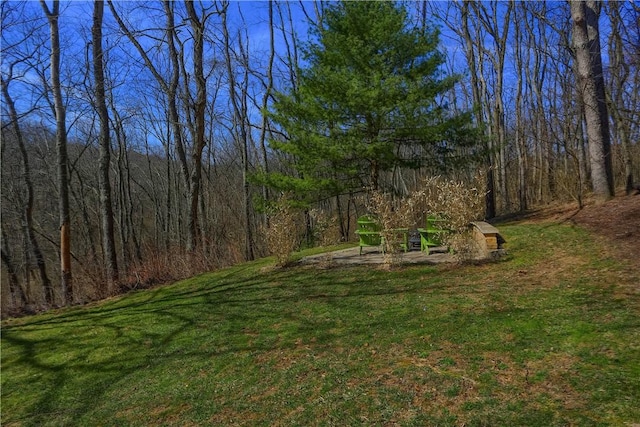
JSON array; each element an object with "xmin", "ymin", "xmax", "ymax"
[{"xmin": 470, "ymin": 221, "xmax": 505, "ymax": 253}]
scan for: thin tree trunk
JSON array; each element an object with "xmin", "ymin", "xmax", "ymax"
[
  {"xmin": 221, "ymin": 2, "xmax": 255, "ymax": 261},
  {"xmin": 165, "ymin": 129, "xmax": 172, "ymax": 250},
  {"xmin": 512, "ymin": 5, "xmax": 527, "ymax": 212},
  {"xmin": 69, "ymin": 170, "xmax": 99, "ymax": 268},
  {"xmin": 116, "ymin": 127, "xmax": 130, "ymax": 272},
  {"xmin": 258, "ymin": 0, "xmax": 276, "ymax": 226},
  {"xmin": 606, "ymin": 1, "xmax": 635, "ymax": 194},
  {"xmin": 2, "ymin": 75, "xmax": 53, "ymax": 306},
  {"xmin": 239, "ymin": 62, "xmax": 255, "ymax": 261},
  {"xmin": 92, "ymin": 0, "xmax": 118, "ymax": 291},
  {"xmin": 40, "ymin": 0, "xmax": 72, "ymax": 304},
  {"xmin": 2, "ymin": 224, "xmax": 28, "ymax": 308}
]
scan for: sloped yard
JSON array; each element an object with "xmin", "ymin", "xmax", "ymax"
[{"xmin": 2, "ymin": 199, "xmax": 639, "ymax": 426}]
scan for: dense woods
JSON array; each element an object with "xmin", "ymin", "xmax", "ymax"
[{"xmin": 2, "ymin": 0, "xmax": 639, "ymax": 316}]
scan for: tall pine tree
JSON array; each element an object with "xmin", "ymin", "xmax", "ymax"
[{"xmin": 264, "ymin": 1, "xmax": 477, "ymax": 203}]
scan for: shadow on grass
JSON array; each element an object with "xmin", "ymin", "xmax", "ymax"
[
  {"xmin": 4, "ymin": 223, "xmax": 639, "ymax": 426},
  {"xmin": 2, "ymin": 262, "xmax": 441, "ymax": 425}
]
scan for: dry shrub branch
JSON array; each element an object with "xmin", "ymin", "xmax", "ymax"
[
  {"xmin": 309, "ymin": 208, "xmax": 342, "ymax": 246},
  {"xmin": 366, "ymin": 190, "xmax": 412, "ymax": 266},
  {"xmin": 262, "ymin": 194, "xmax": 303, "ymax": 267},
  {"xmin": 411, "ymin": 175, "xmax": 486, "ymax": 260},
  {"xmin": 366, "ymin": 175, "xmax": 486, "ymax": 264}
]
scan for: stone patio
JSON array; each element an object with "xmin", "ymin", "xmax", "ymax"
[
  {"xmin": 300, "ymin": 246, "xmax": 455, "ymax": 266},
  {"xmin": 300, "ymin": 223, "xmax": 508, "ymax": 266}
]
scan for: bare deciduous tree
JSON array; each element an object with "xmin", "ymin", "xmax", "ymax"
[
  {"xmin": 40, "ymin": 0, "xmax": 72, "ymax": 304},
  {"xmin": 571, "ymin": 0, "xmax": 614, "ymax": 200},
  {"xmin": 183, "ymin": 0, "xmax": 211, "ymax": 252},
  {"xmin": 1, "ymin": 73, "xmax": 53, "ymax": 306},
  {"xmin": 107, "ymin": 0, "xmax": 192, "ymax": 249},
  {"xmin": 220, "ymin": 1, "xmax": 255, "ymax": 261},
  {"xmin": 605, "ymin": 1, "xmax": 635, "ymax": 194},
  {"xmin": 92, "ymin": 0, "xmax": 118, "ymax": 291}
]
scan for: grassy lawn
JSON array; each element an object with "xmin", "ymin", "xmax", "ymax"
[{"xmin": 2, "ymin": 221, "xmax": 639, "ymax": 426}]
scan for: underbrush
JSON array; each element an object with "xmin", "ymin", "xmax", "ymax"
[{"xmin": 0, "ymin": 245, "xmax": 242, "ymax": 319}]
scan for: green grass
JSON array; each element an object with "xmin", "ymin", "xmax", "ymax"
[{"xmin": 2, "ymin": 222, "xmax": 639, "ymax": 426}]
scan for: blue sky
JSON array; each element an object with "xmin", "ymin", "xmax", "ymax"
[{"xmin": 3, "ymin": 1, "xmax": 631, "ymax": 151}]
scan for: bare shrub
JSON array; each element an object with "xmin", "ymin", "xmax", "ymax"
[
  {"xmin": 364, "ymin": 175, "xmax": 485, "ymax": 265},
  {"xmin": 309, "ymin": 208, "xmax": 342, "ymax": 246},
  {"xmin": 366, "ymin": 190, "xmax": 413, "ymax": 267},
  {"xmin": 411, "ymin": 175, "xmax": 486, "ymax": 260},
  {"xmin": 448, "ymin": 229, "xmax": 485, "ymax": 261},
  {"xmin": 120, "ymin": 247, "xmax": 190, "ymax": 292},
  {"xmin": 262, "ymin": 194, "xmax": 303, "ymax": 267},
  {"xmin": 116, "ymin": 245, "xmax": 228, "ymax": 294}
]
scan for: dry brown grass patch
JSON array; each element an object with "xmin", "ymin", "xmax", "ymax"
[{"xmin": 355, "ymin": 342, "xmax": 587, "ymax": 424}]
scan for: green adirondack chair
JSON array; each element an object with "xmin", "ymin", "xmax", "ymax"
[
  {"xmin": 417, "ymin": 215, "xmax": 450, "ymax": 253},
  {"xmin": 355, "ymin": 215, "xmax": 382, "ymax": 255}
]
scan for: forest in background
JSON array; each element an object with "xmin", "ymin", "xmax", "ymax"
[{"xmin": 1, "ymin": 0, "xmax": 639, "ymax": 316}]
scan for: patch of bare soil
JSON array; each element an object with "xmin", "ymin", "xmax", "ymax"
[
  {"xmin": 571, "ymin": 194, "xmax": 640, "ymax": 268},
  {"xmin": 500, "ymin": 193, "xmax": 640, "ymax": 268}
]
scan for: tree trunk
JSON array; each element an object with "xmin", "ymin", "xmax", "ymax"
[
  {"xmin": 571, "ymin": 0, "xmax": 614, "ymax": 200},
  {"xmin": 2, "ymin": 75, "xmax": 53, "ymax": 306},
  {"xmin": 92, "ymin": 0, "xmax": 118, "ymax": 291},
  {"xmin": 606, "ymin": 1, "xmax": 635, "ymax": 194},
  {"xmin": 221, "ymin": 2, "xmax": 255, "ymax": 261},
  {"xmin": 512, "ymin": 5, "xmax": 527, "ymax": 212},
  {"xmin": 258, "ymin": 0, "xmax": 276, "ymax": 227},
  {"xmin": 184, "ymin": 0, "xmax": 207, "ymax": 252},
  {"xmin": 1, "ymin": 218, "xmax": 28, "ymax": 308},
  {"xmin": 40, "ymin": 0, "xmax": 72, "ymax": 304}
]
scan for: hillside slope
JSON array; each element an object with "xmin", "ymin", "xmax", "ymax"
[
  {"xmin": 572, "ymin": 194, "xmax": 640, "ymax": 266},
  {"xmin": 2, "ymin": 201, "xmax": 639, "ymax": 426}
]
